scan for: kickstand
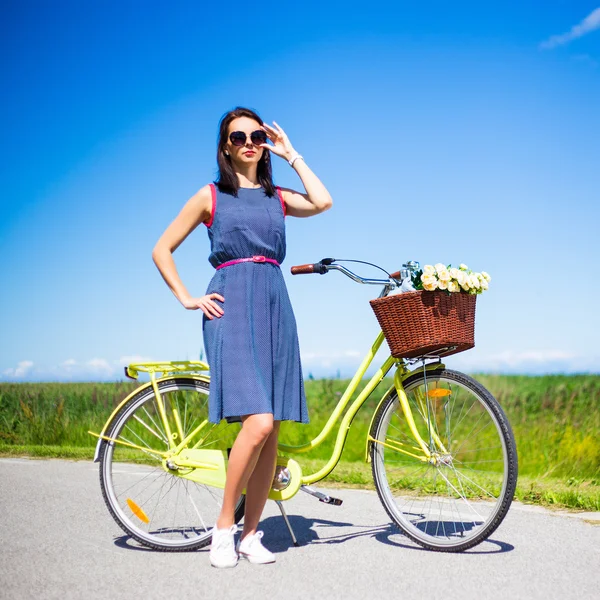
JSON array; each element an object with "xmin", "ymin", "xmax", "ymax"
[{"xmin": 275, "ymin": 500, "xmax": 299, "ymax": 547}]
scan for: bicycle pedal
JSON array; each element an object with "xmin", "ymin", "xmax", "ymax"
[
  {"xmin": 300, "ymin": 485, "xmax": 343, "ymax": 505},
  {"xmin": 319, "ymin": 496, "xmax": 343, "ymax": 506}
]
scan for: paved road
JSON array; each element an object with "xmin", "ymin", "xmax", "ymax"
[{"xmin": 1, "ymin": 458, "xmax": 598, "ymax": 600}]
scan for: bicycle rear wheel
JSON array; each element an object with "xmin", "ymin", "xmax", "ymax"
[
  {"xmin": 99, "ymin": 377, "xmax": 245, "ymax": 551},
  {"xmin": 370, "ymin": 368, "xmax": 517, "ymax": 552}
]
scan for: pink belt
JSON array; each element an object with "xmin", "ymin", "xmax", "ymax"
[{"xmin": 215, "ymin": 255, "xmax": 280, "ymax": 270}]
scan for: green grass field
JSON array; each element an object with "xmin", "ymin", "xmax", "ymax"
[{"xmin": 1, "ymin": 374, "xmax": 598, "ymax": 510}]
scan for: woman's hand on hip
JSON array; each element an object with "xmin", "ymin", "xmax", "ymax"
[
  {"xmin": 181, "ymin": 293, "xmax": 224, "ymax": 319},
  {"xmin": 260, "ymin": 121, "xmax": 296, "ymax": 162}
]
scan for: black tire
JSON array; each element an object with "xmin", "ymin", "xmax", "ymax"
[
  {"xmin": 370, "ymin": 369, "xmax": 517, "ymax": 552},
  {"xmin": 99, "ymin": 377, "xmax": 245, "ymax": 551}
]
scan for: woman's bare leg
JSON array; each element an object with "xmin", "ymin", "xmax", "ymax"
[
  {"xmin": 241, "ymin": 420, "xmax": 281, "ymax": 539},
  {"xmin": 215, "ymin": 413, "xmax": 274, "ymax": 529}
]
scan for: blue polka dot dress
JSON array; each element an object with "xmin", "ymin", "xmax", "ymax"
[{"xmin": 202, "ymin": 183, "xmax": 309, "ymax": 425}]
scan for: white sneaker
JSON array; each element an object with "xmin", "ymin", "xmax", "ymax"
[
  {"xmin": 236, "ymin": 530, "xmax": 276, "ymax": 564},
  {"xmin": 209, "ymin": 524, "xmax": 238, "ymax": 568}
]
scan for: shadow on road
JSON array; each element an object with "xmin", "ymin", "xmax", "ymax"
[
  {"xmin": 260, "ymin": 515, "xmax": 514, "ymax": 555},
  {"xmin": 373, "ymin": 526, "xmax": 515, "ymax": 554},
  {"xmin": 112, "ymin": 514, "xmax": 513, "ymax": 555}
]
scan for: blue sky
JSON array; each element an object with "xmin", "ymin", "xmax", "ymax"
[{"xmin": 1, "ymin": 1, "xmax": 599, "ymax": 381}]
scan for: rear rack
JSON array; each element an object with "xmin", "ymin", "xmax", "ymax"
[{"xmin": 124, "ymin": 360, "xmax": 209, "ymax": 380}]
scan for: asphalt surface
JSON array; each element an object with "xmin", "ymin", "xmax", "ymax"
[{"xmin": 0, "ymin": 458, "xmax": 598, "ymax": 600}]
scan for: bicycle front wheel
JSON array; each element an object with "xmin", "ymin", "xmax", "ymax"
[
  {"xmin": 99, "ymin": 377, "xmax": 245, "ymax": 551},
  {"xmin": 370, "ymin": 369, "xmax": 517, "ymax": 552}
]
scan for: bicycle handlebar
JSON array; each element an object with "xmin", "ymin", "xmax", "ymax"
[
  {"xmin": 290, "ymin": 263, "xmax": 326, "ymax": 275},
  {"xmin": 290, "ymin": 259, "xmax": 421, "ymax": 295}
]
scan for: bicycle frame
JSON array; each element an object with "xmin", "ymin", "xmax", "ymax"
[
  {"xmin": 278, "ymin": 332, "xmax": 444, "ymax": 485},
  {"xmin": 89, "ymin": 337, "xmax": 446, "ymax": 496}
]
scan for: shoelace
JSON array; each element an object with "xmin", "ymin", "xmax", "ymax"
[
  {"xmin": 242, "ymin": 530, "xmax": 264, "ymax": 549},
  {"xmin": 213, "ymin": 525, "xmax": 237, "ymax": 550},
  {"xmin": 215, "ymin": 537, "xmax": 234, "ymax": 550}
]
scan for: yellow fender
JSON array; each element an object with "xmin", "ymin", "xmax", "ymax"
[
  {"xmin": 91, "ymin": 373, "xmax": 210, "ymax": 462},
  {"xmin": 364, "ymin": 362, "xmax": 445, "ymax": 462}
]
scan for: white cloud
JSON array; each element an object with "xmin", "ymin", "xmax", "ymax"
[
  {"xmin": 301, "ymin": 349, "xmax": 362, "ymax": 363},
  {"xmin": 1, "ymin": 358, "xmax": 116, "ymax": 381},
  {"xmin": 300, "ymin": 349, "xmax": 365, "ymax": 377},
  {"xmin": 447, "ymin": 349, "xmax": 599, "ymax": 374},
  {"xmin": 2, "ymin": 360, "xmax": 34, "ymax": 378},
  {"xmin": 540, "ymin": 7, "xmax": 600, "ymax": 49},
  {"xmin": 85, "ymin": 358, "xmax": 114, "ymax": 375},
  {"xmin": 0, "ymin": 355, "xmax": 162, "ymax": 382},
  {"xmin": 118, "ymin": 355, "xmax": 154, "ymax": 366},
  {"xmin": 489, "ymin": 349, "xmax": 575, "ymax": 366},
  {"xmin": 1, "ymin": 349, "xmax": 598, "ymax": 382}
]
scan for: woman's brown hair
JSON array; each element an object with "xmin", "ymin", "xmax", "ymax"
[{"xmin": 215, "ymin": 107, "xmax": 276, "ymax": 197}]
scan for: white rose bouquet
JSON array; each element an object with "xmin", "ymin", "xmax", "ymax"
[{"xmin": 412, "ymin": 263, "xmax": 491, "ymax": 294}]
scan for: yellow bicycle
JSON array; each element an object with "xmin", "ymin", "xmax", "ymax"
[{"xmin": 90, "ymin": 259, "xmax": 517, "ymax": 553}]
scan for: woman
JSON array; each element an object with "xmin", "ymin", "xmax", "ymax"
[{"xmin": 151, "ymin": 107, "xmax": 332, "ymax": 568}]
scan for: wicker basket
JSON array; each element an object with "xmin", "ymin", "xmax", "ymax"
[{"xmin": 369, "ymin": 290, "xmax": 476, "ymax": 359}]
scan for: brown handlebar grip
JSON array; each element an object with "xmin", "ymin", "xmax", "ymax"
[
  {"xmin": 291, "ymin": 264, "xmax": 317, "ymax": 275},
  {"xmin": 390, "ymin": 271, "xmax": 401, "ymax": 280}
]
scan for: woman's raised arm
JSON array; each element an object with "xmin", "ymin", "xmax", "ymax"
[{"xmin": 260, "ymin": 121, "xmax": 333, "ymax": 218}]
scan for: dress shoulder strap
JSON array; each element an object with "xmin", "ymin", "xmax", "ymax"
[
  {"xmin": 204, "ymin": 183, "xmax": 217, "ymax": 228},
  {"xmin": 276, "ymin": 186, "xmax": 286, "ymax": 217}
]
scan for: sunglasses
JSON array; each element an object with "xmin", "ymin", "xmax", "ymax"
[{"xmin": 229, "ymin": 130, "xmax": 268, "ymax": 147}]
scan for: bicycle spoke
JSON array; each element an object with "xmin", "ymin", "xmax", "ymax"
[
  {"xmin": 147, "ymin": 475, "xmax": 179, "ymax": 533},
  {"xmin": 142, "ymin": 406, "xmax": 168, "ymax": 443},
  {"xmin": 118, "ymin": 434, "xmax": 164, "ymax": 461},
  {"xmin": 185, "ymin": 480, "xmax": 208, "ymax": 533},
  {"xmin": 114, "ymin": 466, "xmax": 166, "ymax": 501},
  {"xmin": 451, "ymin": 466, "xmax": 502, "ymax": 500},
  {"xmin": 132, "ymin": 413, "xmax": 168, "ymax": 445},
  {"xmin": 435, "ymin": 468, "xmax": 486, "ymax": 520},
  {"xmin": 171, "ymin": 480, "xmax": 182, "ymax": 535},
  {"xmin": 122, "ymin": 425, "xmax": 164, "ymax": 454},
  {"xmin": 182, "ymin": 395, "xmax": 192, "ymax": 437}
]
